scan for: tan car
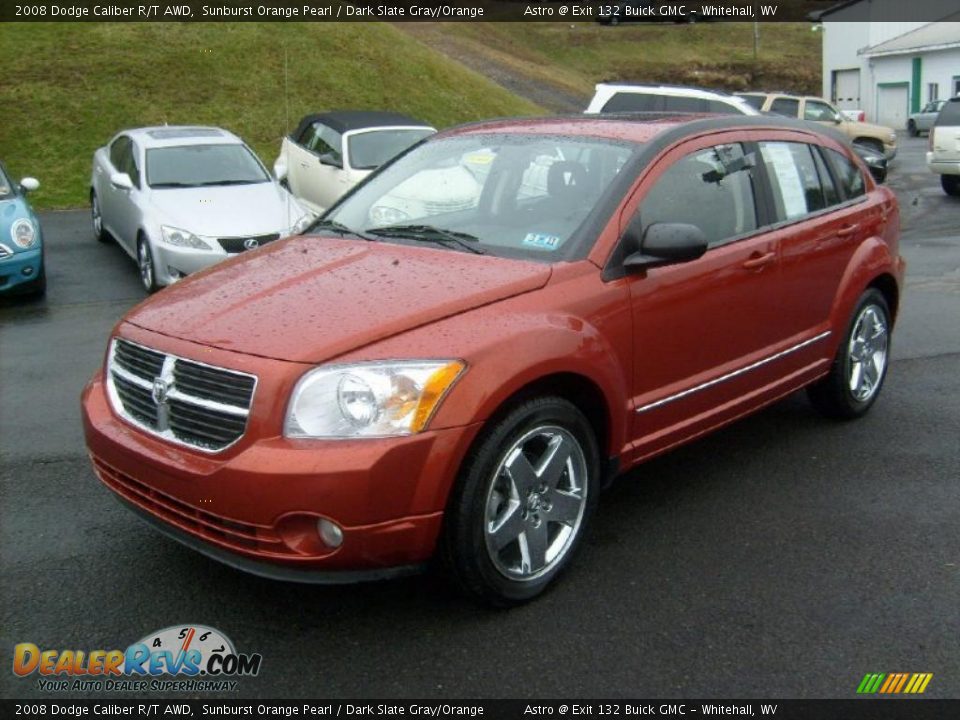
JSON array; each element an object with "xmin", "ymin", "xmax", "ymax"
[{"xmin": 737, "ymin": 93, "xmax": 898, "ymax": 160}]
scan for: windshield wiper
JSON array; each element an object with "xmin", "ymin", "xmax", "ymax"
[
  {"xmin": 366, "ymin": 224, "xmax": 485, "ymax": 255},
  {"xmin": 310, "ymin": 219, "xmax": 378, "ymax": 242},
  {"xmin": 193, "ymin": 179, "xmax": 265, "ymax": 187},
  {"xmin": 149, "ymin": 181, "xmax": 201, "ymax": 188}
]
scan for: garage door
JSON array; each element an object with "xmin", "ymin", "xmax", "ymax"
[
  {"xmin": 877, "ymin": 85, "xmax": 909, "ymax": 129},
  {"xmin": 833, "ymin": 69, "xmax": 861, "ymax": 110}
]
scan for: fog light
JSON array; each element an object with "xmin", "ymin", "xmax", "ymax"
[
  {"xmin": 22, "ymin": 266, "xmax": 34, "ymax": 277},
  {"xmin": 317, "ymin": 518, "xmax": 343, "ymax": 548}
]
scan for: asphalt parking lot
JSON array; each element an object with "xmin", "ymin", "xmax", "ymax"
[{"xmin": 1, "ymin": 135, "xmax": 958, "ymax": 700}]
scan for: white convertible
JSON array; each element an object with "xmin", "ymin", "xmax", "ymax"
[{"xmin": 273, "ymin": 111, "xmax": 435, "ymax": 215}]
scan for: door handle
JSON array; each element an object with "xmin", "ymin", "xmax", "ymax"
[
  {"xmin": 836, "ymin": 223, "xmax": 860, "ymax": 238},
  {"xmin": 300, "ymin": 162, "xmax": 310, "ymax": 169},
  {"xmin": 742, "ymin": 251, "xmax": 776, "ymax": 270}
]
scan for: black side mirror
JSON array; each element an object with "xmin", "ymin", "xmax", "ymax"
[
  {"xmin": 623, "ymin": 221, "xmax": 708, "ymax": 271},
  {"xmin": 318, "ymin": 152, "xmax": 343, "ymax": 169}
]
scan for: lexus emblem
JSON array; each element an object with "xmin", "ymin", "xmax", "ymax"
[
  {"xmin": 151, "ymin": 377, "xmax": 170, "ymax": 405},
  {"xmin": 243, "ymin": 237, "xmax": 260, "ymax": 250}
]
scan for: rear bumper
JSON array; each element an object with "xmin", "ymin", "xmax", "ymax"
[{"xmin": 926, "ymin": 155, "xmax": 960, "ymax": 175}]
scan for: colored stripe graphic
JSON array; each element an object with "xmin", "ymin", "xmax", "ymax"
[{"xmin": 857, "ymin": 672, "xmax": 932, "ymax": 694}]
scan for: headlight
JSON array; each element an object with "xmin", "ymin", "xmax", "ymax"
[
  {"xmin": 369, "ymin": 205, "xmax": 409, "ymax": 226},
  {"xmin": 291, "ymin": 214, "xmax": 313, "ymax": 235},
  {"xmin": 888, "ymin": 132, "xmax": 897, "ymax": 143},
  {"xmin": 11, "ymin": 218, "xmax": 36, "ymax": 248},
  {"xmin": 285, "ymin": 360, "xmax": 466, "ymax": 438},
  {"xmin": 160, "ymin": 225, "xmax": 213, "ymax": 250}
]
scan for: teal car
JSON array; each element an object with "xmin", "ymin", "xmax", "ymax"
[{"xmin": 0, "ymin": 162, "xmax": 44, "ymax": 296}]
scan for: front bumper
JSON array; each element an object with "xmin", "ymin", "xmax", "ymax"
[
  {"xmin": 884, "ymin": 142, "xmax": 897, "ymax": 161},
  {"xmin": 0, "ymin": 246, "xmax": 42, "ymax": 292},
  {"xmin": 152, "ymin": 234, "xmax": 290, "ymax": 286},
  {"xmin": 82, "ymin": 350, "xmax": 482, "ymax": 580}
]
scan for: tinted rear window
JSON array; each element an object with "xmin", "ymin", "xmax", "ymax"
[
  {"xmin": 936, "ymin": 99, "xmax": 960, "ymax": 126},
  {"xmin": 601, "ymin": 93, "xmax": 659, "ymax": 113}
]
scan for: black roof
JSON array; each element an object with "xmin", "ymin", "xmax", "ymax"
[{"xmin": 291, "ymin": 111, "xmax": 431, "ymax": 139}]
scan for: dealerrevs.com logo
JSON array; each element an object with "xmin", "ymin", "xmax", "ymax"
[{"xmin": 13, "ymin": 624, "xmax": 262, "ymax": 692}]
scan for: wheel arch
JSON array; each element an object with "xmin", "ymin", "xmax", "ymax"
[{"xmin": 868, "ymin": 272, "xmax": 900, "ymax": 326}]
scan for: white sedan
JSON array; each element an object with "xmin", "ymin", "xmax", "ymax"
[{"xmin": 91, "ymin": 126, "xmax": 312, "ymax": 292}]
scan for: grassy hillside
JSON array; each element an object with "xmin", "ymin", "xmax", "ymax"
[
  {"xmin": 0, "ymin": 23, "xmax": 541, "ymax": 209},
  {"xmin": 408, "ymin": 22, "xmax": 821, "ymax": 103}
]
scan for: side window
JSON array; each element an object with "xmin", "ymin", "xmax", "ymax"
[
  {"xmin": 639, "ymin": 143, "xmax": 758, "ymax": 248},
  {"xmin": 758, "ymin": 142, "xmax": 830, "ymax": 220},
  {"xmin": 804, "ymin": 100, "xmax": 840, "ymax": 122},
  {"xmin": 109, "ymin": 136, "xmax": 130, "ymax": 171},
  {"xmin": 299, "ymin": 123, "xmax": 344, "ymax": 162},
  {"xmin": 825, "ymin": 148, "xmax": 865, "ymax": 200},
  {"xmin": 124, "ymin": 142, "xmax": 141, "ymax": 189},
  {"xmin": 770, "ymin": 97, "xmax": 800, "ymax": 118},
  {"xmin": 601, "ymin": 92, "xmax": 659, "ymax": 113},
  {"xmin": 812, "ymin": 148, "xmax": 840, "ymax": 207}
]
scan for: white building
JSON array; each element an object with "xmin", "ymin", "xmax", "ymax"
[{"xmin": 815, "ymin": 0, "xmax": 960, "ymax": 128}]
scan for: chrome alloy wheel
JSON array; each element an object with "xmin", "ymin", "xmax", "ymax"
[
  {"xmin": 483, "ymin": 426, "xmax": 588, "ymax": 581},
  {"xmin": 847, "ymin": 304, "xmax": 889, "ymax": 402},
  {"xmin": 92, "ymin": 195, "xmax": 102, "ymax": 237},
  {"xmin": 138, "ymin": 240, "xmax": 154, "ymax": 291}
]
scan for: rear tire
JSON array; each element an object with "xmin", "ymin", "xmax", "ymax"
[
  {"xmin": 441, "ymin": 396, "xmax": 600, "ymax": 606},
  {"xmin": 808, "ymin": 289, "xmax": 891, "ymax": 419},
  {"xmin": 942, "ymin": 174, "xmax": 960, "ymax": 197},
  {"xmin": 907, "ymin": 120, "xmax": 918, "ymax": 137}
]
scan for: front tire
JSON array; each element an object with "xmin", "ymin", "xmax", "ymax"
[
  {"xmin": 137, "ymin": 235, "xmax": 159, "ymax": 293},
  {"xmin": 907, "ymin": 120, "xmax": 918, "ymax": 137},
  {"xmin": 942, "ymin": 174, "xmax": 960, "ymax": 197},
  {"xmin": 91, "ymin": 191, "xmax": 108, "ymax": 243},
  {"xmin": 808, "ymin": 289, "xmax": 891, "ymax": 419},
  {"xmin": 441, "ymin": 396, "xmax": 600, "ymax": 606}
]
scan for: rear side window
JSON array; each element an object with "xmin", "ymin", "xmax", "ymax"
[
  {"xmin": 935, "ymin": 99, "xmax": 960, "ymax": 126},
  {"xmin": 770, "ymin": 98, "xmax": 800, "ymax": 118},
  {"xmin": 737, "ymin": 94, "xmax": 766, "ymax": 110},
  {"xmin": 759, "ymin": 142, "xmax": 838, "ymax": 220},
  {"xmin": 825, "ymin": 148, "xmax": 865, "ymax": 200},
  {"xmin": 640, "ymin": 143, "xmax": 757, "ymax": 248},
  {"xmin": 601, "ymin": 92, "xmax": 658, "ymax": 113}
]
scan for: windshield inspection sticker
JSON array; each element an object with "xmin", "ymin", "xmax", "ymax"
[{"xmin": 522, "ymin": 233, "xmax": 561, "ymax": 250}]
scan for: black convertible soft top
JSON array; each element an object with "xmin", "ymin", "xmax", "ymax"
[{"xmin": 291, "ymin": 111, "xmax": 431, "ymax": 139}]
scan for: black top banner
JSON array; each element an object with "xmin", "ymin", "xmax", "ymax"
[
  {"xmin": 2, "ymin": 0, "xmax": 960, "ymax": 23},
  {"xmin": 3, "ymin": 699, "xmax": 960, "ymax": 720}
]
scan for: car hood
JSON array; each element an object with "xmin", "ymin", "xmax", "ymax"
[
  {"xmin": 125, "ymin": 236, "xmax": 552, "ymax": 363},
  {"xmin": 147, "ymin": 182, "xmax": 307, "ymax": 237}
]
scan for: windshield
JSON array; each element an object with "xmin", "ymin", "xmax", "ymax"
[
  {"xmin": 348, "ymin": 128, "xmax": 435, "ymax": 170},
  {"xmin": 324, "ymin": 134, "xmax": 638, "ymax": 262},
  {"xmin": 146, "ymin": 144, "xmax": 270, "ymax": 188}
]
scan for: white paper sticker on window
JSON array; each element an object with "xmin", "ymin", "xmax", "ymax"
[{"xmin": 764, "ymin": 143, "xmax": 807, "ymax": 219}]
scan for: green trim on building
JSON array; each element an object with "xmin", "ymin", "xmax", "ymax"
[{"xmin": 911, "ymin": 57, "xmax": 922, "ymax": 113}]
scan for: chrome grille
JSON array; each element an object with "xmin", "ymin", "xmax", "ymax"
[
  {"xmin": 0, "ymin": 243, "xmax": 13, "ymax": 259},
  {"xmin": 106, "ymin": 338, "xmax": 257, "ymax": 452}
]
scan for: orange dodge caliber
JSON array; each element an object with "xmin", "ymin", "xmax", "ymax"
[{"xmin": 83, "ymin": 115, "xmax": 904, "ymax": 605}]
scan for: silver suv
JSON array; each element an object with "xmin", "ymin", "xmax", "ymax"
[{"xmin": 927, "ymin": 97, "xmax": 960, "ymax": 196}]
